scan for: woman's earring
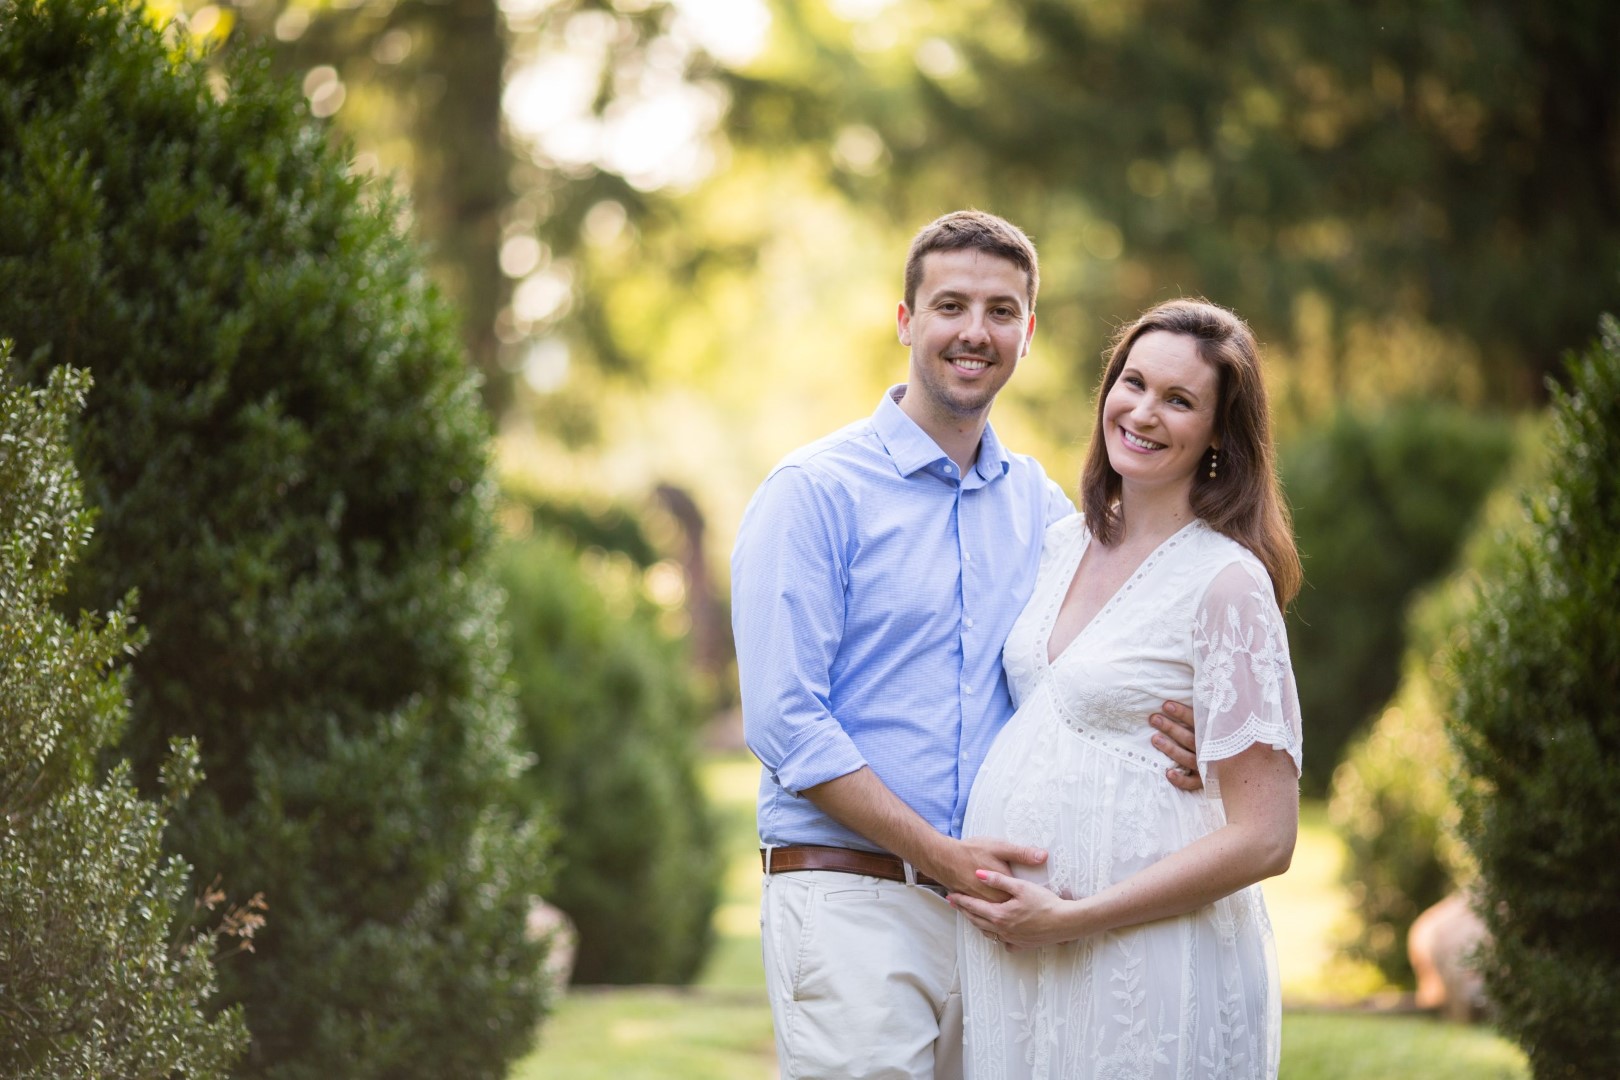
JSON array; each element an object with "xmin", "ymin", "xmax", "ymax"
[{"xmin": 1207, "ymin": 448, "xmax": 1219, "ymax": 479}]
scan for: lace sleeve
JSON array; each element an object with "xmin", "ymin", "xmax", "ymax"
[{"xmin": 1191, "ymin": 559, "xmax": 1304, "ymax": 797}]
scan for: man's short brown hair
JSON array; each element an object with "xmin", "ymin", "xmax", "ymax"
[{"xmin": 903, "ymin": 210, "xmax": 1039, "ymax": 313}]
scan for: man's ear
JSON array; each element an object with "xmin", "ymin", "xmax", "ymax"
[{"xmin": 897, "ymin": 301, "xmax": 913, "ymax": 346}]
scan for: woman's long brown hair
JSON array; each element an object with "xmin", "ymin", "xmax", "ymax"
[{"xmin": 1079, "ymin": 298, "xmax": 1302, "ymax": 609}]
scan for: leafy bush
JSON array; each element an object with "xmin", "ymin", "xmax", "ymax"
[
  {"xmin": 1448, "ymin": 318, "xmax": 1620, "ymax": 1077},
  {"xmin": 499, "ymin": 530, "xmax": 719, "ymax": 984},
  {"xmin": 0, "ymin": 353, "xmax": 247, "ymax": 1077},
  {"xmin": 1328, "ymin": 673, "xmax": 1466, "ymax": 986},
  {"xmin": 1327, "ymin": 419, "xmax": 1545, "ymax": 986},
  {"xmin": 1281, "ymin": 403, "xmax": 1515, "ymax": 792},
  {"xmin": 0, "ymin": 3, "xmax": 550, "ymax": 1077}
]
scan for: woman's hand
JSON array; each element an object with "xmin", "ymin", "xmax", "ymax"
[{"xmin": 948, "ymin": 869, "xmax": 1086, "ymax": 950}]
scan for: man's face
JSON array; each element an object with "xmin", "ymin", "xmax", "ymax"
[{"xmin": 897, "ymin": 248, "xmax": 1035, "ymax": 423}]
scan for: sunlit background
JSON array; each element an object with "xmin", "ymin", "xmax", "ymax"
[{"xmin": 156, "ymin": 0, "xmax": 1585, "ymax": 554}]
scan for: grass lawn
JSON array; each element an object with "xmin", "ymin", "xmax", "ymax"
[{"xmin": 509, "ymin": 752, "xmax": 1528, "ymax": 1079}]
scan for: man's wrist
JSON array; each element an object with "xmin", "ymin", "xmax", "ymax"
[{"xmin": 900, "ymin": 830, "xmax": 952, "ymax": 881}]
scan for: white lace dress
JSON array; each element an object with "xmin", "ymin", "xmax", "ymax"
[{"xmin": 961, "ymin": 515, "xmax": 1303, "ymax": 1080}]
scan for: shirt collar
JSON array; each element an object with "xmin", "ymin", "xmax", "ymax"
[
  {"xmin": 873, "ymin": 384, "xmax": 1011, "ymax": 482},
  {"xmin": 973, "ymin": 418, "xmax": 1013, "ymax": 482}
]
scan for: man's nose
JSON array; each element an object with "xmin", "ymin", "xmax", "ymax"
[{"xmin": 959, "ymin": 309, "xmax": 991, "ymax": 344}]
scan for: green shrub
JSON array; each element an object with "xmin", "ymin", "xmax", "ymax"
[
  {"xmin": 1327, "ymin": 418, "xmax": 1545, "ymax": 986},
  {"xmin": 0, "ymin": 4, "xmax": 551, "ymax": 1077},
  {"xmin": 1329, "ymin": 674, "xmax": 1464, "ymax": 986},
  {"xmin": 499, "ymin": 530, "xmax": 719, "ymax": 984},
  {"xmin": 0, "ymin": 353, "xmax": 247, "ymax": 1077},
  {"xmin": 1448, "ymin": 317, "xmax": 1620, "ymax": 1077},
  {"xmin": 1282, "ymin": 402, "xmax": 1515, "ymax": 792}
]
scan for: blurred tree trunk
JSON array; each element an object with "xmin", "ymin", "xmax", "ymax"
[
  {"xmin": 226, "ymin": 0, "xmax": 513, "ymax": 416},
  {"xmin": 654, "ymin": 482, "xmax": 726, "ymax": 681},
  {"xmin": 403, "ymin": 0, "xmax": 508, "ymax": 417}
]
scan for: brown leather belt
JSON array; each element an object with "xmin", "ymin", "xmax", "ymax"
[{"xmin": 761, "ymin": 844, "xmax": 944, "ymax": 888}]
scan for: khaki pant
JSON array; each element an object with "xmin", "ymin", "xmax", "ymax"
[{"xmin": 761, "ymin": 869, "xmax": 963, "ymax": 1080}]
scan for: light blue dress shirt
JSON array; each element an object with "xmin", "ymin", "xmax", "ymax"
[{"xmin": 732, "ymin": 386, "xmax": 1073, "ymax": 852}]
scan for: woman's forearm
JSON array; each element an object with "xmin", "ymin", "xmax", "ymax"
[
  {"xmin": 953, "ymin": 742, "xmax": 1298, "ymax": 949},
  {"xmin": 1061, "ymin": 742, "xmax": 1298, "ymax": 938}
]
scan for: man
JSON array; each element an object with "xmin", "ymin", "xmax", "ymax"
[{"xmin": 731, "ymin": 210, "xmax": 1201, "ymax": 1079}]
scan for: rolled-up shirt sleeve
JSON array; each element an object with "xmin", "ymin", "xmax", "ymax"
[{"xmin": 732, "ymin": 464, "xmax": 868, "ymax": 795}]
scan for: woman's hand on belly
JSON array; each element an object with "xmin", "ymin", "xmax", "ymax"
[{"xmin": 949, "ymin": 869, "xmax": 1087, "ymax": 949}]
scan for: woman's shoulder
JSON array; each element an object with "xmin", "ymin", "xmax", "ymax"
[
  {"xmin": 1046, "ymin": 511, "xmax": 1088, "ymax": 541},
  {"xmin": 1035, "ymin": 511, "xmax": 1087, "ymax": 565},
  {"xmin": 1188, "ymin": 522, "xmax": 1273, "ymax": 595},
  {"xmin": 1044, "ymin": 510, "xmax": 1089, "ymax": 548}
]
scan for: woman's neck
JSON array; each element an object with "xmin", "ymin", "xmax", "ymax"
[{"xmin": 1113, "ymin": 483, "xmax": 1196, "ymax": 548}]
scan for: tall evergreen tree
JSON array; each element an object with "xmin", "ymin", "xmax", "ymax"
[
  {"xmin": 0, "ymin": 3, "xmax": 551, "ymax": 1076},
  {"xmin": 1448, "ymin": 316, "xmax": 1620, "ymax": 1077}
]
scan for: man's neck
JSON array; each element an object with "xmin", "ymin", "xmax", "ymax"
[{"xmin": 897, "ymin": 390, "xmax": 988, "ymax": 474}]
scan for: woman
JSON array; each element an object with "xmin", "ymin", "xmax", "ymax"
[{"xmin": 951, "ymin": 298, "xmax": 1303, "ymax": 1079}]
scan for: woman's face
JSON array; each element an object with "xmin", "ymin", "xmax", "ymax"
[{"xmin": 1101, "ymin": 330, "xmax": 1221, "ymax": 496}]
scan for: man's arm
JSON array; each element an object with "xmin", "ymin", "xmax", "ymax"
[
  {"xmin": 803, "ymin": 767, "xmax": 1045, "ymax": 902},
  {"xmin": 734, "ymin": 467, "xmax": 870, "ymax": 796}
]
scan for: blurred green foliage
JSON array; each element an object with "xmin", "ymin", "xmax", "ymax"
[
  {"xmin": 525, "ymin": 496, "xmax": 662, "ymax": 569},
  {"xmin": 1328, "ymin": 676, "xmax": 1464, "ymax": 989},
  {"xmin": 1282, "ymin": 403, "xmax": 1515, "ymax": 793},
  {"xmin": 722, "ymin": 0, "xmax": 1620, "ymax": 401},
  {"xmin": 216, "ymin": 0, "xmax": 695, "ymax": 417},
  {"xmin": 1449, "ymin": 318, "xmax": 1620, "ymax": 1077},
  {"xmin": 0, "ymin": 2, "xmax": 551, "ymax": 1076},
  {"xmin": 1328, "ymin": 415, "xmax": 1546, "ymax": 987},
  {"xmin": 0, "ymin": 353, "xmax": 247, "ymax": 1078},
  {"xmin": 498, "ymin": 529, "xmax": 720, "ymax": 985}
]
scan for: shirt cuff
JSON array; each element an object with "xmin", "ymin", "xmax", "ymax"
[{"xmin": 771, "ymin": 722, "xmax": 869, "ymax": 796}]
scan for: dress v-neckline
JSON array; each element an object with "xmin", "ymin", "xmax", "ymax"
[{"xmin": 1041, "ymin": 519, "xmax": 1201, "ymax": 668}]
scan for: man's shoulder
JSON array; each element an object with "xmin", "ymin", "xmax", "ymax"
[
  {"xmin": 1002, "ymin": 445, "xmax": 1062, "ymax": 488},
  {"xmin": 767, "ymin": 415, "xmax": 882, "ymax": 480},
  {"xmin": 995, "ymin": 443, "xmax": 1073, "ymax": 522}
]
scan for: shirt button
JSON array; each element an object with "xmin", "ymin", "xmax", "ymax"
[
  {"xmin": 944, "ymin": 463, "xmax": 954, "ymax": 473},
  {"xmin": 964, "ymin": 552, "xmax": 974, "ymax": 563},
  {"xmin": 964, "ymin": 684, "xmax": 974, "ymax": 695},
  {"xmin": 960, "ymin": 751, "xmax": 969, "ymax": 761},
  {"xmin": 965, "ymin": 616, "xmax": 975, "ymax": 628}
]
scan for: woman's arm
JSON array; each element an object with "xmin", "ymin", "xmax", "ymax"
[{"xmin": 950, "ymin": 740, "xmax": 1298, "ymax": 948}]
